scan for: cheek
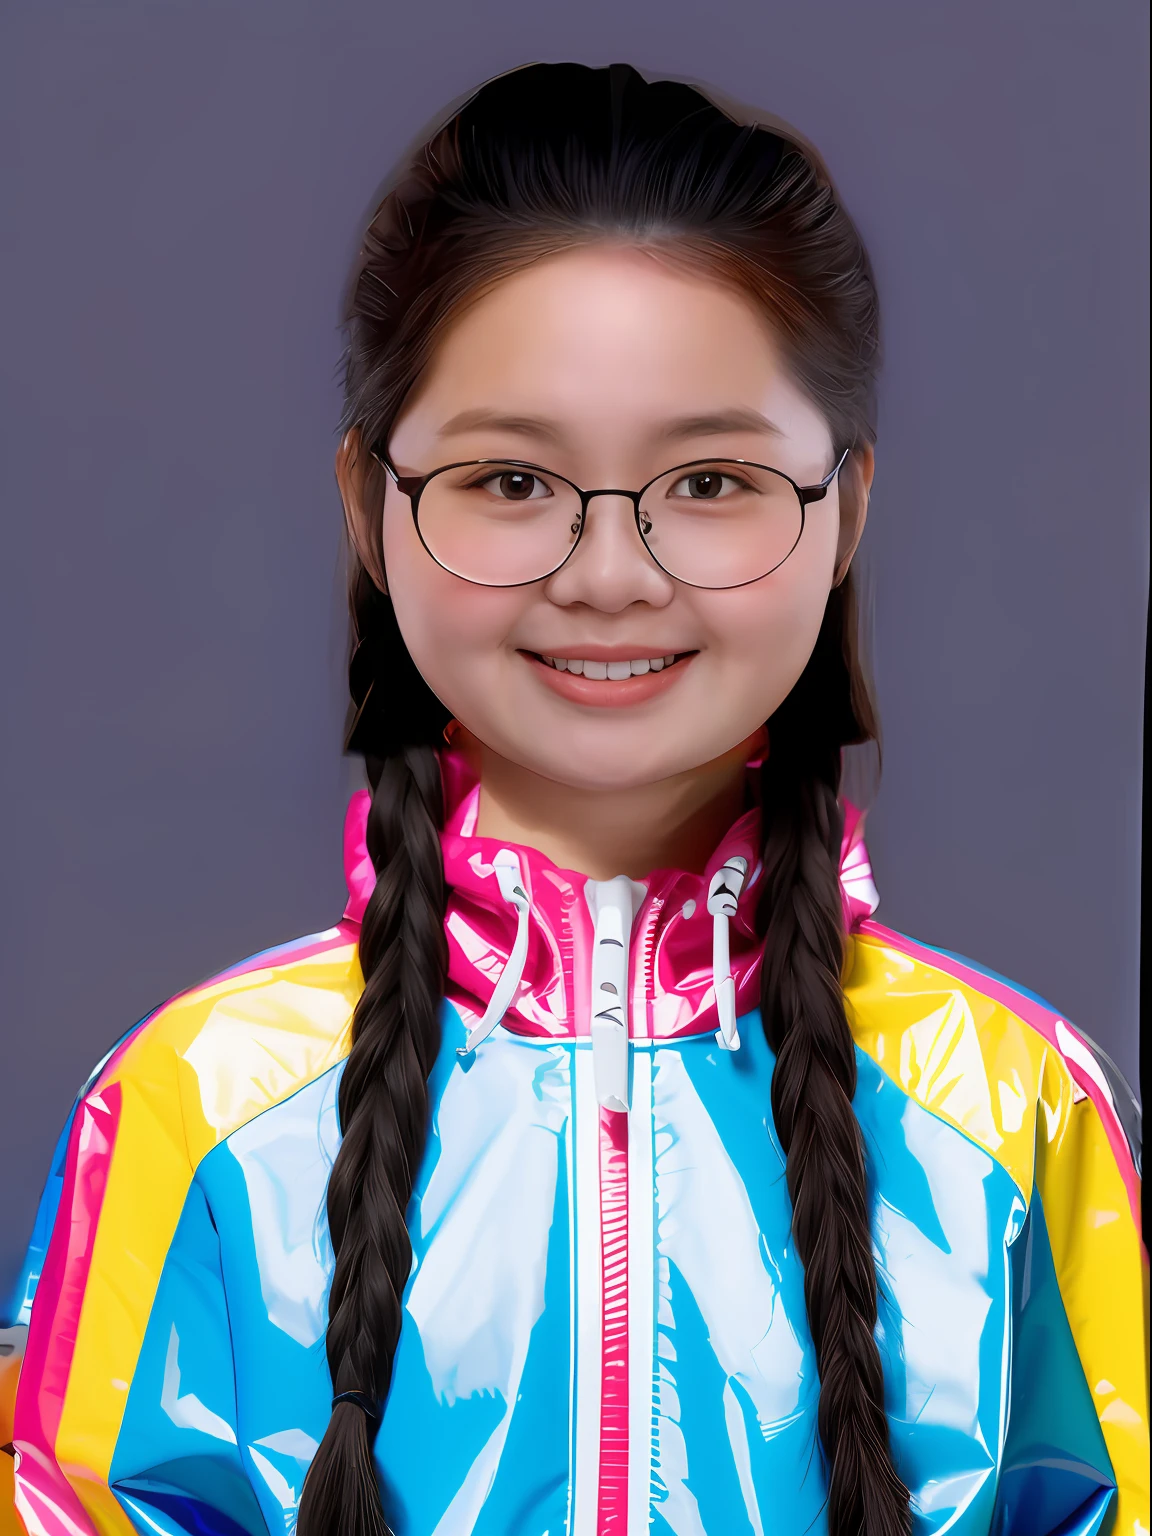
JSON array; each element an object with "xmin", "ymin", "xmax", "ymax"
[
  {"xmin": 700, "ymin": 528, "xmax": 837, "ymax": 714},
  {"xmin": 382, "ymin": 499, "xmax": 522, "ymax": 705}
]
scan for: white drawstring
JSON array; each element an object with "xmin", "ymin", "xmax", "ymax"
[
  {"xmin": 457, "ymin": 849, "xmax": 531, "ymax": 1057},
  {"xmin": 707, "ymin": 856, "xmax": 748, "ymax": 1051},
  {"xmin": 458, "ymin": 851, "xmax": 747, "ymax": 1062}
]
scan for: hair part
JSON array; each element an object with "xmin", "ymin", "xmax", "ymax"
[{"xmin": 300, "ymin": 60, "xmax": 905, "ymax": 1536}]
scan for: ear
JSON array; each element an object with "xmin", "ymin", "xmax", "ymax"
[
  {"xmin": 832, "ymin": 442, "xmax": 873, "ymax": 588},
  {"xmin": 336, "ymin": 427, "xmax": 389, "ymax": 593}
]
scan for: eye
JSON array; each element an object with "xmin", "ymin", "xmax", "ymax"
[
  {"xmin": 668, "ymin": 469, "xmax": 749, "ymax": 500},
  {"xmin": 473, "ymin": 469, "xmax": 553, "ymax": 502}
]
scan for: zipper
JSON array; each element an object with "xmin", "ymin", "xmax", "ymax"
[
  {"xmin": 573, "ymin": 866, "xmax": 745, "ymax": 1531},
  {"xmin": 579, "ymin": 877, "xmax": 649, "ymax": 1535}
]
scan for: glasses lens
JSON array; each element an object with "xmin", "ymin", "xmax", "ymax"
[
  {"xmin": 638, "ymin": 462, "xmax": 803, "ymax": 587},
  {"xmin": 416, "ymin": 462, "xmax": 582, "ymax": 584}
]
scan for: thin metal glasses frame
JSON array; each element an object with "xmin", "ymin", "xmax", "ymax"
[{"xmin": 369, "ymin": 440, "xmax": 850, "ymax": 590}]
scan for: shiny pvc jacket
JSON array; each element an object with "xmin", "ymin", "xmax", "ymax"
[{"xmin": 4, "ymin": 749, "xmax": 1147, "ymax": 1536}]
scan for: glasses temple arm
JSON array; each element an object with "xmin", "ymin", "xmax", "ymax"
[
  {"xmin": 798, "ymin": 445, "xmax": 853, "ymax": 506},
  {"xmin": 366, "ymin": 437, "xmax": 401, "ymax": 484},
  {"xmin": 821, "ymin": 445, "xmax": 852, "ymax": 486}
]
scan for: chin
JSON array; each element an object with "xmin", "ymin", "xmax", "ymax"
[{"xmin": 512, "ymin": 738, "xmax": 716, "ymax": 793}]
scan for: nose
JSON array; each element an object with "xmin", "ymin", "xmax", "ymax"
[{"xmin": 543, "ymin": 492, "xmax": 675, "ymax": 613}]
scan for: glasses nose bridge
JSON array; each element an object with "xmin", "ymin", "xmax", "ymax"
[
  {"xmin": 574, "ymin": 485, "xmax": 650, "ymax": 553},
  {"xmin": 563, "ymin": 484, "xmax": 660, "ymax": 580},
  {"xmin": 580, "ymin": 485, "xmax": 643, "ymax": 515}
]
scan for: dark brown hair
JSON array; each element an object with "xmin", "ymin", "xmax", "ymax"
[{"xmin": 298, "ymin": 61, "xmax": 908, "ymax": 1536}]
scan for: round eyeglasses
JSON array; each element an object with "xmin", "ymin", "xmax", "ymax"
[{"xmin": 370, "ymin": 443, "xmax": 849, "ymax": 590}]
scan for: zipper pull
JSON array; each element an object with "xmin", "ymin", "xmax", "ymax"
[
  {"xmin": 708, "ymin": 856, "xmax": 748, "ymax": 1051},
  {"xmin": 587, "ymin": 875, "xmax": 636, "ymax": 1113}
]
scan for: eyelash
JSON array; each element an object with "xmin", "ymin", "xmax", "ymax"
[
  {"xmin": 668, "ymin": 471, "xmax": 754, "ymax": 496},
  {"xmin": 466, "ymin": 472, "xmax": 550, "ymax": 495}
]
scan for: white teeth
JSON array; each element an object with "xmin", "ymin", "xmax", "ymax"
[{"xmin": 541, "ymin": 654, "xmax": 680, "ymax": 677}]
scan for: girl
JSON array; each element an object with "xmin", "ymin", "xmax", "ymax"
[{"xmin": 6, "ymin": 61, "xmax": 1146, "ymax": 1536}]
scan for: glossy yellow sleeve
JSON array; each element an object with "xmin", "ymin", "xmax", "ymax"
[{"xmin": 1035, "ymin": 1047, "xmax": 1148, "ymax": 1535}]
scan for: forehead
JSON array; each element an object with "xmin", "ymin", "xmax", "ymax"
[{"xmin": 397, "ymin": 243, "xmax": 828, "ymax": 449}]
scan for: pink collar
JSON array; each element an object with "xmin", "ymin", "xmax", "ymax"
[{"xmin": 342, "ymin": 750, "xmax": 878, "ymax": 1041}]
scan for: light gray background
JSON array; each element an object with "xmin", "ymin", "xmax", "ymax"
[{"xmin": 1, "ymin": 0, "xmax": 1147, "ymax": 1302}]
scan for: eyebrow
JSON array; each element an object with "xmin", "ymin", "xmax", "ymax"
[
  {"xmin": 657, "ymin": 408, "xmax": 785, "ymax": 440},
  {"xmin": 436, "ymin": 405, "xmax": 786, "ymax": 445},
  {"xmin": 436, "ymin": 408, "xmax": 566, "ymax": 444}
]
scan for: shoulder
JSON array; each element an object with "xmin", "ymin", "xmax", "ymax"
[
  {"xmin": 845, "ymin": 920, "xmax": 1140, "ymax": 1202},
  {"xmin": 88, "ymin": 921, "xmax": 363, "ymax": 1173},
  {"xmin": 7, "ymin": 923, "xmax": 363, "ymax": 1326},
  {"xmin": 8, "ymin": 927, "xmax": 364, "ymax": 1488}
]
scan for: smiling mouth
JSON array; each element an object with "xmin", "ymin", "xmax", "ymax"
[{"xmin": 528, "ymin": 652, "xmax": 695, "ymax": 679}]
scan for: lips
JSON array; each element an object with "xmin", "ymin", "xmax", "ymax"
[{"xmin": 522, "ymin": 650, "xmax": 696, "ymax": 707}]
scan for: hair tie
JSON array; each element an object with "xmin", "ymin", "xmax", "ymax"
[{"xmin": 331, "ymin": 1389, "xmax": 380, "ymax": 1421}]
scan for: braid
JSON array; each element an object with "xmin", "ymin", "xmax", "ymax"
[
  {"xmin": 759, "ymin": 581, "xmax": 910, "ymax": 1536},
  {"xmin": 296, "ymin": 587, "xmax": 449, "ymax": 1535}
]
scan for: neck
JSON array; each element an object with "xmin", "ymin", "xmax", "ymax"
[{"xmin": 466, "ymin": 732, "xmax": 760, "ymax": 881}]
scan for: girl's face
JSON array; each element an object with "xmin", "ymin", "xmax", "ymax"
[{"xmin": 342, "ymin": 244, "xmax": 870, "ymax": 793}]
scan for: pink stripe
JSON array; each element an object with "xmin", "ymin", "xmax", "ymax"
[
  {"xmin": 12, "ymin": 1444, "xmax": 95, "ymax": 1536},
  {"xmin": 597, "ymin": 1107, "xmax": 629, "ymax": 1534},
  {"xmin": 860, "ymin": 922, "xmax": 1142, "ymax": 1234},
  {"xmin": 14, "ymin": 1084, "xmax": 121, "ymax": 1536}
]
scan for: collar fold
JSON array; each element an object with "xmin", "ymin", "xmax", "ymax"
[{"xmin": 341, "ymin": 748, "xmax": 879, "ymax": 1041}]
